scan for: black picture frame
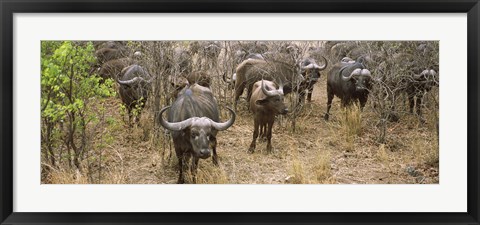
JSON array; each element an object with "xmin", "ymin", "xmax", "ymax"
[{"xmin": 1, "ymin": 0, "xmax": 479, "ymax": 224}]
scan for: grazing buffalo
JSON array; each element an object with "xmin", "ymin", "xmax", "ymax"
[
  {"xmin": 405, "ymin": 69, "xmax": 438, "ymax": 118},
  {"xmin": 324, "ymin": 57, "xmax": 373, "ymax": 120},
  {"xmin": 223, "ymin": 54, "xmax": 265, "ymax": 89},
  {"xmin": 249, "ymin": 80, "xmax": 288, "ymax": 153},
  {"xmin": 233, "ymin": 59, "xmax": 305, "ymax": 110},
  {"xmin": 116, "ymin": 65, "xmax": 153, "ymax": 124},
  {"xmin": 158, "ymin": 84, "xmax": 236, "ymax": 183},
  {"xmin": 298, "ymin": 56, "xmax": 328, "ymax": 102}
]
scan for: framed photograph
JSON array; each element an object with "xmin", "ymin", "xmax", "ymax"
[{"xmin": 1, "ymin": 0, "xmax": 479, "ymax": 224}]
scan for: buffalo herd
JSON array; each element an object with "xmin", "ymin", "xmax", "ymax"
[{"xmin": 91, "ymin": 41, "xmax": 438, "ymax": 183}]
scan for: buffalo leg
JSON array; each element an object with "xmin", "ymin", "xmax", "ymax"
[
  {"xmin": 259, "ymin": 124, "xmax": 267, "ymax": 141},
  {"xmin": 191, "ymin": 157, "xmax": 199, "ymax": 184},
  {"xmin": 416, "ymin": 94, "xmax": 426, "ymax": 123},
  {"xmin": 266, "ymin": 120, "xmax": 274, "ymax": 153},
  {"xmin": 233, "ymin": 83, "xmax": 245, "ymax": 110},
  {"xmin": 324, "ymin": 86, "xmax": 334, "ymax": 121},
  {"xmin": 359, "ymin": 96, "xmax": 368, "ymax": 111},
  {"xmin": 416, "ymin": 94, "xmax": 423, "ymax": 116},
  {"xmin": 177, "ymin": 153, "xmax": 185, "ymax": 184},
  {"xmin": 248, "ymin": 120, "xmax": 259, "ymax": 153},
  {"xmin": 298, "ymin": 89, "xmax": 306, "ymax": 104},
  {"xmin": 246, "ymin": 85, "xmax": 254, "ymax": 105},
  {"xmin": 212, "ymin": 139, "xmax": 218, "ymax": 166},
  {"xmin": 127, "ymin": 107, "xmax": 133, "ymax": 126},
  {"xmin": 408, "ymin": 94, "xmax": 415, "ymax": 114},
  {"xmin": 258, "ymin": 125, "xmax": 264, "ymax": 140},
  {"xmin": 262, "ymin": 124, "xmax": 267, "ymax": 141},
  {"xmin": 307, "ymin": 86, "xmax": 314, "ymax": 102}
]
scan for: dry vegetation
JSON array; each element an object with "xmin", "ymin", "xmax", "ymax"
[{"xmin": 41, "ymin": 41, "xmax": 439, "ymax": 184}]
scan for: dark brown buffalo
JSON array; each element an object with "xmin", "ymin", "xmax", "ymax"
[
  {"xmin": 233, "ymin": 59, "xmax": 304, "ymax": 110},
  {"xmin": 298, "ymin": 56, "xmax": 328, "ymax": 102},
  {"xmin": 248, "ymin": 80, "xmax": 288, "ymax": 153},
  {"xmin": 116, "ymin": 64, "xmax": 153, "ymax": 124},
  {"xmin": 97, "ymin": 57, "xmax": 133, "ymax": 80},
  {"xmin": 405, "ymin": 69, "xmax": 438, "ymax": 118},
  {"xmin": 93, "ymin": 41, "xmax": 127, "ymax": 50},
  {"xmin": 325, "ymin": 57, "xmax": 373, "ymax": 120},
  {"xmin": 95, "ymin": 48, "xmax": 128, "ymax": 64},
  {"xmin": 158, "ymin": 84, "xmax": 236, "ymax": 183},
  {"xmin": 223, "ymin": 54, "xmax": 265, "ymax": 89}
]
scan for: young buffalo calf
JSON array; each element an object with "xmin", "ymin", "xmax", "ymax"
[{"xmin": 248, "ymin": 80, "xmax": 288, "ymax": 153}]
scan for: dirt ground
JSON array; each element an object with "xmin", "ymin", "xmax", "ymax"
[{"xmin": 80, "ymin": 74, "xmax": 439, "ymax": 185}]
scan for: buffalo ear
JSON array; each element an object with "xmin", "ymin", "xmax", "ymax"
[{"xmin": 255, "ymin": 99, "xmax": 269, "ymax": 105}]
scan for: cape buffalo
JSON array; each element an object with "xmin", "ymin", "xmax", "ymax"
[
  {"xmin": 405, "ymin": 69, "xmax": 438, "ymax": 118},
  {"xmin": 233, "ymin": 59, "xmax": 304, "ymax": 110},
  {"xmin": 97, "ymin": 57, "xmax": 133, "ymax": 80},
  {"xmin": 299, "ymin": 56, "xmax": 328, "ymax": 102},
  {"xmin": 116, "ymin": 64, "xmax": 153, "ymax": 124},
  {"xmin": 223, "ymin": 54, "xmax": 265, "ymax": 89},
  {"xmin": 324, "ymin": 58, "xmax": 372, "ymax": 120},
  {"xmin": 248, "ymin": 80, "xmax": 288, "ymax": 153},
  {"xmin": 158, "ymin": 84, "xmax": 236, "ymax": 183},
  {"xmin": 95, "ymin": 47, "xmax": 128, "ymax": 65}
]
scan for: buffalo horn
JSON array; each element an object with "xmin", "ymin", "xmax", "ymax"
[
  {"xmin": 342, "ymin": 68, "xmax": 362, "ymax": 81},
  {"xmin": 316, "ymin": 56, "xmax": 328, "ymax": 70},
  {"xmin": 301, "ymin": 63, "xmax": 315, "ymax": 70},
  {"xmin": 414, "ymin": 69, "xmax": 430, "ymax": 79},
  {"xmin": 118, "ymin": 65, "xmax": 154, "ymax": 85},
  {"xmin": 222, "ymin": 72, "xmax": 234, "ymax": 84},
  {"xmin": 210, "ymin": 107, "xmax": 236, "ymax": 131},
  {"xmin": 117, "ymin": 76, "xmax": 142, "ymax": 85},
  {"xmin": 361, "ymin": 69, "xmax": 372, "ymax": 78},
  {"xmin": 158, "ymin": 106, "xmax": 194, "ymax": 131},
  {"xmin": 261, "ymin": 79, "xmax": 283, "ymax": 97}
]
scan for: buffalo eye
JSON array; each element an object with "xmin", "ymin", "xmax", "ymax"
[{"xmin": 190, "ymin": 132, "xmax": 198, "ymax": 138}]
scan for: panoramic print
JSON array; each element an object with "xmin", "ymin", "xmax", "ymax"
[{"xmin": 41, "ymin": 41, "xmax": 439, "ymax": 184}]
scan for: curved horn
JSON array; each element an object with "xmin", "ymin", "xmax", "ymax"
[
  {"xmin": 117, "ymin": 65, "xmax": 154, "ymax": 85},
  {"xmin": 316, "ymin": 56, "xmax": 328, "ymax": 71},
  {"xmin": 117, "ymin": 76, "xmax": 143, "ymax": 85},
  {"xmin": 301, "ymin": 63, "xmax": 315, "ymax": 70},
  {"xmin": 361, "ymin": 69, "xmax": 372, "ymax": 78},
  {"xmin": 210, "ymin": 107, "xmax": 236, "ymax": 131},
  {"xmin": 342, "ymin": 68, "xmax": 362, "ymax": 81},
  {"xmin": 341, "ymin": 57, "xmax": 353, "ymax": 63},
  {"xmin": 261, "ymin": 79, "xmax": 279, "ymax": 97},
  {"xmin": 414, "ymin": 69, "xmax": 430, "ymax": 79},
  {"xmin": 158, "ymin": 106, "xmax": 195, "ymax": 131},
  {"xmin": 222, "ymin": 72, "xmax": 232, "ymax": 83}
]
